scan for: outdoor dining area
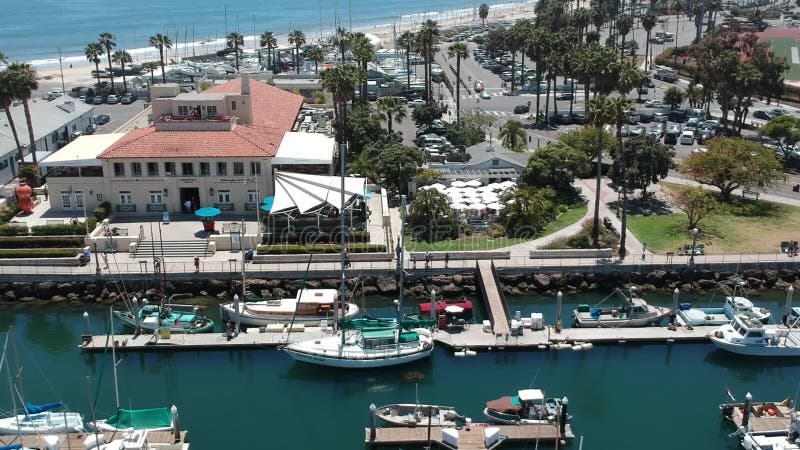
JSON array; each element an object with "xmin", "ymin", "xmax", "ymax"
[{"xmin": 419, "ymin": 179, "xmax": 517, "ymax": 218}]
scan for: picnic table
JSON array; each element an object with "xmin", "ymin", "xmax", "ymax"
[{"xmin": 676, "ymin": 244, "xmax": 705, "ymax": 256}]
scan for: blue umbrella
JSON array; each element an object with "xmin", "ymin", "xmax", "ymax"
[
  {"xmin": 261, "ymin": 196, "xmax": 274, "ymax": 212},
  {"xmin": 194, "ymin": 207, "xmax": 221, "ymax": 218}
]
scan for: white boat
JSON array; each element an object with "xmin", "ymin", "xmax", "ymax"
[
  {"xmin": 679, "ymin": 278, "xmax": 771, "ymax": 326},
  {"xmin": 220, "ymin": 289, "xmax": 359, "ymax": 326},
  {"xmin": 0, "ymin": 403, "xmax": 83, "ymax": 435},
  {"xmin": 375, "ymin": 403, "xmax": 465, "ymax": 427},
  {"xmin": 573, "ymin": 287, "xmax": 670, "ymax": 328},
  {"xmin": 483, "ymin": 389, "xmax": 568, "ymax": 425},
  {"xmin": 709, "ymin": 315, "xmax": 800, "ymax": 356},
  {"xmin": 283, "ymin": 327, "xmax": 434, "ymax": 368},
  {"xmin": 742, "ymin": 433, "xmax": 800, "ymax": 450}
]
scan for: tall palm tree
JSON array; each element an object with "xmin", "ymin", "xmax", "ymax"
[
  {"xmin": 616, "ymin": 14, "xmax": 633, "ymax": 60},
  {"xmin": 149, "ymin": 33, "xmax": 172, "ymax": 83},
  {"xmin": 288, "ymin": 29, "xmax": 306, "ymax": 74},
  {"xmin": 419, "ymin": 20, "xmax": 440, "ymax": 104},
  {"xmin": 375, "ymin": 96, "xmax": 407, "ymax": 133},
  {"xmin": 99, "ymin": 32, "xmax": 116, "ymax": 91},
  {"xmin": 479, "ymin": 3, "xmax": 490, "ymax": 26},
  {"xmin": 321, "ymin": 65, "xmax": 359, "ymax": 145},
  {"xmin": 332, "ymin": 27, "xmax": 351, "ymax": 65},
  {"xmin": 259, "ymin": 31, "xmax": 277, "ymax": 69},
  {"xmin": 672, "ymin": 0, "xmax": 683, "ymax": 54},
  {"xmin": 525, "ymin": 27, "xmax": 550, "ymax": 123},
  {"xmin": 642, "ymin": 13, "xmax": 657, "ymax": 70},
  {"xmin": 447, "ymin": 42, "xmax": 468, "ymax": 121},
  {"xmin": 226, "ymin": 32, "xmax": 244, "ymax": 72},
  {"xmin": 586, "ymin": 95, "xmax": 615, "ymax": 247},
  {"xmin": 6, "ymin": 63, "xmax": 39, "ymax": 164},
  {"xmin": 85, "ymin": 42, "xmax": 104, "ymax": 86},
  {"xmin": 351, "ymin": 33, "xmax": 375, "ymax": 99},
  {"xmin": 306, "ymin": 46, "xmax": 324, "ymax": 74},
  {"xmin": 0, "ymin": 70, "xmax": 25, "ymax": 164},
  {"xmin": 397, "ymin": 31, "xmax": 415, "ymax": 89},
  {"xmin": 498, "ymin": 120, "xmax": 526, "ymax": 152},
  {"xmin": 111, "ymin": 50, "xmax": 132, "ymax": 93},
  {"xmin": 140, "ymin": 62, "xmax": 157, "ymax": 84}
]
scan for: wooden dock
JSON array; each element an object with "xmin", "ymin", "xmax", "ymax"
[
  {"xmin": 80, "ymin": 329, "xmax": 328, "ymax": 352},
  {"xmin": 476, "ymin": 261, "xmax": 510, "ymax": 335},
  {"xmin": 365, "ymin": 423, "xmax": 573, "ymax": 449},
  {"xmin": 725, "ymin": 402, "xmax": 794, "ymax": 435},
  {"xmin": 0, "ymin": 430, "xmax": 186, "ymax": 449}
]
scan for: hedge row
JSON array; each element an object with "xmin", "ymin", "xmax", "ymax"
[
  {"xmin": 94, "ymin": 201, "xmax": 111, "ymax": 221},
  {"xmin": 256, "ymin": 243, "xmax": 387, "ymax": 254},
  {"xmin": 31, "ymin": 218, "xmax": 97, "ymax": 236},
  {"xmin": 0, "ymin": 236, "xmax": 85, "ymax": 249},
  {"xmin": 261, "ymin": 230, "xmax": 371, "ymax": 245},
  {"xmin": 0, "ymin": 225, "xmax": 29, "ymax": 236},
  {"xmin": 0, "ymin": 248, "xmax": 79, "ymax": 258}
]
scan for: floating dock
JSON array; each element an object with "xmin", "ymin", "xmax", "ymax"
[
  {"xmin": 0, "ymin": 430, "xmax": 187, "ymax": 449},
  {"xmin": 476, "ymin": 261, "xmax": 511, "ymax": 335},
  {"xmin": 365, "ymin": 423, "xmax": 573, "ymax": 449}
]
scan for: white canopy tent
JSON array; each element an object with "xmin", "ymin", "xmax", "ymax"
[
  {"xmin": 39, "ymin": 133, "xmax": 126, "ymax": 167},
  {"xmin": 271, "ymin": 171, "xmax": 366, "ymax": 214},
  {"xmin": 272, "ymin": 132, "xmax": 335, "ymax": 166}
]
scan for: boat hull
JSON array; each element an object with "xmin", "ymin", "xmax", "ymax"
[
  {"xmin": 0, "ymin": 412, "xmax": 83, "ymax": 435},
  {"xmin": 573, "ymin": 310, "xmax": 669, "ymax": 328},
  {"xmin": 220, "ymin": 301, "xmax": 359, "ymax": 327},
  {"xmin": 709, "ymin": 335, "xmax": 800, "ymax": 356},
  {"xmin": 283, "ymin": 345, "xmax": 433, "ymax": 368},
  {"xmin": 482, "ymin": 408, "xmax": 553, "ymax": 425},
  {"xmin": 114, "ymin": 310, "xmax": 214, "ymax": 334},
  {"xmin": 375, "ymin": 404, "xmax": 462, "ymax": 427}
]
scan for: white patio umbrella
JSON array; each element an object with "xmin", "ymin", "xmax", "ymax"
[
  {"xmin": 418, "ymin": 185, "xmax": 432, "ymax": 191},
  {"xmin": 450, "ymin": 203, "xmax": 468, "ymax": 211},
  {"xmin": 499, "ymin": 180, "xmax": 516, "ymax": 189},
  {"xmin": 430, "ymin": 183, "xmax": 446, "ymax": 192},
  {"xmin": 476, "ymin": 185, "xmax": 493, "ymax": 192},
  {"xmin": 468, "ymin": 202, "xmax": 487, "ymax": 210},
  {"xmin": 461, "ymin": 196, "xmax": 476, "ymax": 204},
  {"xmin": 487, "ymin": 202, "xmax": 503, "ymax": 211},
  {"xmin": 451, "ymin": 180, "xmax": 467, "ymax": 188},
  {"xmin": 481, "ymin": 192, "xmax": 499, "ymax": 202},
  {"xmin": 487, "ymin": 182, "xmax": 503, "ymax": 191},
  {"xmin": 465, "ymin": 179, "xmax": 482, "ymax": 188}
]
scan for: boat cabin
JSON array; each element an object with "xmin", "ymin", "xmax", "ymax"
[
  {"xmin": 359, "ymin": 329, "xmax": 419, "ymax": 349},
  {"xmin": 295, "ymin": 288, "xmax": 338, "ymax": 315},
  {"xmin": 726, "ymin": 316, "xmax": 767, "ymax": 344}
]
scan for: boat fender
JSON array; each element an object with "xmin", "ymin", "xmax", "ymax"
[
  {"xmin": 465, "ymin": 349, "xmax": 477, "ymax": 356},
  {"xmin": 715, "ymin": 331, "xmax": 724, "ymax": 338},
  {"xmin": 571, "ymin": 344, "xmax": 583, "ymax": 351},
  {"xmin": 423, "ymin": 341, "xmax": 432, "ymax": 350},
  {"xmin": 454, "ymin": 350, "xmax": 466, "ymax": 357},
  {"xmin": 581, "ymin": 343, "xmax": 594, "ymax": 350}
]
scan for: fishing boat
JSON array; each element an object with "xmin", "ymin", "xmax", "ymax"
[
  {"xmin": 114, "ymin": 297, "xmax": 214, "ymax": 334},
  {"xmin": 709, "ymin": 315, "xmax": 800, "ymax": 356},
  {"xmin": 0, "ymin": 402, "xmax": 83, "ymax": 435},
  {"xmin": 418, "ymin": 299, "xmax": 473, "ymax": 318},
  {"xmin": 678, "ymin": 279, "xmax": 772, "ymax": 326},
  {"xmin": 375, "ymin": 403, "xmax": 465, "ymax": 427},
  {"xmin": 219, "ymin": 289, "xmax": 360, "ymax": 326},
  {"xmin": 90, "ymin": 407, "xmax": 174, "ymax": 432},
  {"xmin": 483, "ymin": 389, "xmax": 569, "ymax": 425},
  {"xmin": 573, "ymin": 287, "xmax": 669, "ymax": 328}
]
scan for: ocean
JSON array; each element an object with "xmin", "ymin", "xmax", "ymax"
[
  {"xmin": 1, "ymin": 291, "xmax": 797, "ymax": 449},
  {"xmin": 1, "ymin": 0, "xmax": 527, "ymax": 70}
]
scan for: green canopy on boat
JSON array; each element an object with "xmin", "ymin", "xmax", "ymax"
[{"xmin": 105, "ymin": 407, "xmax": 172, "ymax": 430}]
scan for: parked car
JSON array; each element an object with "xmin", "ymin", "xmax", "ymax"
[
  {"xmin": 474, "ymin": 81, "xmax": 485, "ymax": 92},
  {"xmin": 696, "ymin": 129, "xmax": 714, "ymax": 144},
  {"xmin": 680, "ymin": 130, "xmax": 695, "ymax": 145},
  {"xmin": 649, "ymin": 123, "xmax": 665, "ymax": 138},
  {"xmin": 94, "ymin": 114, "xmax": 111, "ymax": 125},
  {"xmin": 408, "ymin": 99, "xmax": 426, "ymax": 108},
  {"xmin": 637, "ymin": 86, "xmax": 649, "ymax": 95},
  {"xmin": 92, "ymin": 95, "xmax": 106, "ymax": 105},
  {"xmin": 644, "ymin": 99, "xmax": 663, "ymax": 108},
  {"xmin": 571, "ymin": 112, "xmax": 587, "ymax": 125},
  {"xmin": 480, "ymin": 91, "xmax": 492, "ymax": 100},
  {"xmin": 513, "ymin": 104, "xmax": 530, "ymax": 114},
  {"xmin": 556, "ymin": 113, "xmax": 573, "ymax": 125},
  {"xmin": 555, "ymin": 92, "xmax": 573, "ymax": 100},
  {"xmin": 630, "ymin": 125, "xmax": 646, "ymax": 136},
  {"xmin": 753, "ymin": 110, "xmax": 776, "ymax": 120},
  {"xmin": 619, "ymin": 124, "xmax": 630, "ymax": 137},
  {"xmin": 106, "ymin": 95, "xmax": 120, "ymax": 104},
  {"xmin": 653, "ymin": 112, "xmax": 669, "ymax": 123}
]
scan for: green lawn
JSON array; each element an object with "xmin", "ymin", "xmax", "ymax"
[
  {"xmin": 626, "ymin": 184, "xmax": 800, "ymax": 253},
  {"xmin": 406, "ymin": 202, "xmax": 588, "ymax": 252}
]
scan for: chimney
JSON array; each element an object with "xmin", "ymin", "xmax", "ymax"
[{"xmin": 241, "ymin": 73, "xmax": 250, "ymax": 95}]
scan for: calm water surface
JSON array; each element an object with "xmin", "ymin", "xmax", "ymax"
[{"xmin": 1, "ymin": 290, "xmax": 798, "ymax": 449}]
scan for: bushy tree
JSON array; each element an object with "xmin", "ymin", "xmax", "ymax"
[
  {"xmin": 663, "ymin": 86, "xmax": 684, "ymax": 110},
  {"xmin": 522, "ymin": 141, "xmax": 589, "ymax": 200},
  {"xmin": 446, "ymin": 110, "xmax": 496, "ymax": 147},
  {"xmin": 499, "ymin": 120, "xmax": 527, "ymax": 152},
  {"xmin": 558, "ymin": 127, "xmax": 614, "ymax": 160},
  {"xmin": 373, "ymin": 144, "xmax": 423, "ymax": 195},
  {"xmin": 760, "ymin": 115, "xmax": 800, "ymax": 151},
  {"xmin": 499, "ymin": 186, "xmax": 557, "ymax": 238},
  {"xmin": 406, "ymin": 189, "xmax": 456, "ymax": 241},
  {"xmin": 346, "ymin": 103, "xmax": 397, "ymax": 154},
  {"xmin": 609, "ymin": 135, "xmax": 675, "ymax": 198},
  {"xmin": 412, "ymin": 104, "xmax": 445, "ymax": 127},
  {"xmin": 671, "ymin": 187, "xmax": 718, "ymax": 230}
]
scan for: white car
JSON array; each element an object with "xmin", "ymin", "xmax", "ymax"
[
  {"xmin": 644, "ymin": 99, "xmax": 663, "ymax": 108},
  {"xmin": 680, "ymin": 130, "xmax": 695, "ymax": 145},
  {"xmin": 408, "ymin": 99, "xmax": 426, "ymax": 108}
]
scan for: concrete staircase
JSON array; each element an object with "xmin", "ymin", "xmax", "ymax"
[{"xmin": 132, "ymin": 240, "xmax": 213, "ymax": 258}]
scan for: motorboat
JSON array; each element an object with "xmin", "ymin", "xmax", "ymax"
[
  {"xmin": 678, "ymin": 278, "xmax": 771, "ymax": 326},
  {"xmin": 220, "ymin": 289, "xmax": 359, "ymax": 326},
  {"xmin": 375, "ymin": 403, "xmax": 465, "ymax": 427},
  {"xmin": 90, "ymin": 407, "xmax": 174, "ymax": 432},
  {"xmin": 709, "ymin": 315, "xmax": 800, "ymax": 356},
  {"xmin": 115, "ymin": 299, "xmax": 213, "ymax": 334},
  {"xmin": 483, "ymin": 389, "xmax": 569, "ymax": 425},
  {"xmin": 573, "ymin": 287, "xmax": 669, "ymax": 328},
  {"xmin": 0, "ymin": 402, "xmax": 83, "ymax": 435},
  {"xmin": 742, "ymin": 433, "xmax": 800, "ymax": 450}
]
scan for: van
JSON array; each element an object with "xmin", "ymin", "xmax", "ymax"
[{"xmin": 680, "ymin": 130, "xmax": 695, "ymax": 145}]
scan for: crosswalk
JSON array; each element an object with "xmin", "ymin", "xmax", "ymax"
[{"xmin": 462, "ymin": 91, "xmax": 505, "ymax": 99}]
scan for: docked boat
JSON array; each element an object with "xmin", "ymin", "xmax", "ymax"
[
  {"xmin": 375, "ymin": 403, "xmax": 466, "ymax": 427},
  {"xmin": 678, "ymin": 279, "xmax": 772, "ymax": 326},
  {"xmin": 721, "ymin": 394, "xmax": 796, "ymax": 437},
  {"xmin": 220, "ymin": 289, "xmax": 359, "ymax": 326},
  {"xmin": 90, "ymin": 407, "xmax": 174, "ymax": 432},
  {"xmin": 0, "ymin": 402, "xmax": 83, "ymax": 435},
  {"xmin": 573, "ymin": 287, "xmax": 669, "ymax": 328},
  {"xmin": 114, "ymin": 298, "xmax": 214, "ymax": 334},
  {"xmin": 418, "ymin": 300, "xmax": 473, "ymax": 318},
  {"xmin": 741, "ymin": 433, "xmax": 800, "ymax": 449},
  {"xmin": 709, "ymin": 315, "xmax": 800, "ymax": 356},
  {"xmin": 483, "ymin": 389, "xmax": 568, "ymax": 425}
]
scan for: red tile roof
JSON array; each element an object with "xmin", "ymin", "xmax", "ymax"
[{"xmin": 99, "ymin": 78, "xmax": 303, "ymax": 159}]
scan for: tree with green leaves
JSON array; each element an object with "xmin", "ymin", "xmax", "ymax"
[
  {"xmin": 0, "ymin": 70, "xmax": 25, "ymax": 164},
  {"xmin": 306, "ymin": 46, "xmax": 324, "ymax": 74},
  {"xmin": 672, "ymin": 0, "xmax": 684, "ymax": 51},
  {"xmin": 351, "ymin": 33, "xmax": 375, "ymax": 99},
  {"xmin": 140, "ymin": 62, "xmax": 157, "ymax": 84},
  {"xmin": 445, "ymin": 110, "xmax": 496, "ymax": 147},
  {"xmin": 522, "ymin": 141, "xmax": 589, "ymax": 200},
  {"xmin": 616, "ymin": 14, "xmax": 633, "ymax": 59},
  {"xmin": 685, "ymin": 84, "xmax": 703, "ymax": 109},
  {"xmin": 259, "ymin": 31, "xmax": 277, "ymax": 69},
  {"xmin": 374, "ymin": 144, "xmax": 423, "ymax": 195},
  {"xmin": 642, "ymin": 12, "xmax": 657, "ymax": 70},
  {"xmin": 479, "ymin": 3, "xmax": 490, "ymax": 26},
  {"xmin": 587, "ymin": 95, "xmax": 616, "ymax": 246},
  {"xmin": 671, "ymin": 187, "xmax": 718, "ymax": 230},
  {"xmin": 419, "ymin": 20, "xmax": 440, "ymax": 104},
  {"xmin": 499, "ymin": 186, "xmax": 557, "ymax": 238},
  {"xmin": 347, "ymin": 151, "xmax": 379, "ymax": 183},
  {"xmin": 333, "ymin": 27, "xmax": 351, "ymax": 65},
  {"xmin": 85, "ymin": 42, "xmax": 104, "ymax": 86},
  {"xmin": 99, "ymin": 32, "xmax": 116, "ymax": 91},
  {"xmin": 663, "ymin": 86, "xmax": 685, "ymax": 110},
  {"xmin": 407, "ymin": 188, "xmax": 454, "ymax": 241},
  {"xmin": 447, "ymin": 42, "xmax": 469, "ymax": 121},
  {"xmin": 375, "ymin": 96, "xmax": 407, "ymax": 133},
  {"xmin": 288, "ymin": 29, "xmax": 306, "ymax": 75},
  {"xmin": 681, "ymin": 137, "xmax": 782, "ymax": 201},
  {"xmin": 321, "ymin": 65, "xmax": 359, "ymax": 146},
  {"xmin": 397, "ymin": 31, "xmax": 415, "ymax": 89},
  {"xmin": 558, "ymin": 127, "xmax": 614, "ymax": 160},
  {"xmin": 149, "ymin": 33, "xmax": 172, "ymax": 83},
  {"xmin": 5, "ymin": 63, "xmax": 39, "ymax": 163},
  {"xmin": 610, "ymin": 135, "xmax": 675, "ymax": 198},
  {"xmin": 111, "ymin": 50, "xmax": 132, "ymax": 93},
  {"xmin": 412, "ymin": 103, "xmax": 444, "ymax": 127},
  {"xmin": 499, "ymin": 120, "xmax": 526, "ymax": 152},
  {"xmin": 227, "ymin": 32, "xmax": 244, "ymax": 72},
  {"xmin": 760, "ymin": 115, "xmax": 800, "ymax": 157},
  {"xmin": 347, "ymin": 103, "xmax": 390, "ymax": 154}
]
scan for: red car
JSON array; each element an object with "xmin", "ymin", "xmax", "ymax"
[{"xmin": 474, "ymin": 81, "xmax": 484, "ymax": 93}]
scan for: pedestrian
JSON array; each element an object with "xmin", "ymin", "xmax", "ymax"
[
  {"xmin": 425, "ymin": 250, "xmax": 431, "ymax": 270},
  {"xmin": 43, "ymin": 188, "xmax": 48, "ymax": 201},
  {"xmin": 102, "ymin": 252, "xmax": 109, "ymax": 269},
  {"xmin": 343, "ymin": 246, "xmax": 351, "ymax": 268},
  {"xmin": 444, "ymin": 252, "xmax": 450, "ymax": 269},
  {"xmin": 641, "ymin": 242, "xmax": 647, "ymax": 262},
  {"xmin": 194, "ymin": 256, "xmax": 200, "ymax": 273},
  {"xmin": 184, "ymin": 199, "xmax": 192, "ymax": 213}
]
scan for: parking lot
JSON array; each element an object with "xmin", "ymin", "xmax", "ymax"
[{"xmin": 90, "ymin": 100, "xmax": 149, "ymax": 133}]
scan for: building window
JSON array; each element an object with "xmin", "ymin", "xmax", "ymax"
[
  {"xmin": 51, "ymin": 132, "xmax": 58, "ymax": 144},
  {"xmin": 216, "ymin": 162, "xmax": 227, "ymax": 175},
  {"xmin": 75, "ymin": 191, "xmax": 84, "ymax": 209},
  {"xmin": 149, "ymin": 191, "xmax": 163, "ymax": 204},
  {"xmin": 60, "ymin": 192, "xmax": 71, "ymax": 209},
  {"xmin": 233, "ymin": 162, "xmax": 244, "ymax": 176},
  {"xmin": 72, "ymin": 124, "xmax": 77, "ymax": 131},
  {"xmin": 182, "ymin": 162, "xmax": 194, "ymax": 175},
  {"xmin": 491, "ymin": 159, "xmax": 499, "ymax": 166},
  {"xmin": 119, "ymin": 191, "xmax": 132, "ymax": 204},
  {"xmin": 165, "ymin": 162, "xmax": 176, "ymax": 176},
  {"xmin": 207, "ymin": 105, "xmax": 218, "ymax": 117},
  {"xmin": 200, "ymin": 162, "xmax": 211, "ymax": 175},
  {"xmin": 131, "ymin": 162, "xmax": 142, "ymax": 177},
  {"xmin": 177, "ymin": 105, "xmax": 189, "ymax": 116},
  {"xmin": 147, "ymin": 162, "xmax": 159, "ymax": 176},
  {"xmin": 217, "ymin": 189, "xmax": 230, "ymax": 203},
  {"xmin": 96, "ymin": 193, "xmax": 104, "ymax": 202},
  {"xmin": 247, "ymin": 190, "xmax": 258, "ymax": 203},
  {"xmin": 231, "ymin": 100, "xmax": 237, "ymax": 110},
  {"xmin": 250, "ymin": 162, "xmax": 261, "ymax": 175},
  {"xmin": 113, "ymin": 163, "xmax": 125, "ymax": 177}
]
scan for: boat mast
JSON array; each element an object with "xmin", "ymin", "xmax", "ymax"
[
  {"xmin": 1, "ymin": 331, "xmax": 22, "ymax": 436},
  {"xmin": 398, "ymin": 195, "xmax": 407, "ymax": 310},
  {"xmin": 339, "ymin": 138, "xmax": 346, "ymax": 345},
  {"xmin": 9, "ymin": 326, "xmax": 23, "ymax": 406},
  {"xmin": 109, "ymin": 307, "xmax": 120, "ymax": 409}
]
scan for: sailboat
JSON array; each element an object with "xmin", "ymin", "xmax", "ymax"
[{"xmin": 282, "ymin": 196, "xmax": 435, "ymax": 368}]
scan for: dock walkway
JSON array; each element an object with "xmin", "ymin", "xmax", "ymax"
[
  {"xmin": 0, "ymin": 430, "xmax": 186, "ymax": 449},
  {"xmin": 476, "ymin": 261, "xmax": 510, "ymax": 335},
  {"xmin": 81, "ymin": 329, "xmax": 328, "ymax": 352},
  {"xmin": 365, "ymin": 424, "xmax": 573, "ymax": 449}
]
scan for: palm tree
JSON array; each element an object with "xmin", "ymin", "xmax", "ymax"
[
  {"xmin": 99, "ymin": 32, "xmax": 116, "ymax": 91},
  {"xmin": 397, "ymin": 31, "xmax": 415, "ymax": 89},
  {"xmin": 288, "ymin": 29, "xmax": 306, "ymax": 74},
  {"xmin": 479, "ymin": 3, "xmax": 490, "ymax": 26},
  {"xmin": 140, "ymin": 62, "xmax": 157, "ymax": 84},
  {"xmin": 85, "ymin": 42, "xmax": 103, "ymax": 86},
  {"xmin": 572, "ymin": 8, "xmax": 591, "ymax": 44},
  {"xmin": 672, "ymin": 0, "xmax": 683, "ymax": 54},
  {"xmin": 375, "ymin": 96, "xmax": 407, "ymax": 133},
  {"xmin": 321, "ymin": 65, "xmax": 359, "ymax": 145},
  {"xmin": 0, "ymin": 70, "xmax": 25, "ymax": 164},
  {"xmin": 642, "ymin": 12, "xmax": 657, "ymax": 70},
  {"xmin": 587, "ymin": 95, "xmax": 615, "ymax": 247},
  {"xmin": 306, "ymin": 46, "xmax": 324, "ymax": 74},
  {"xmin": 447, "ymin": 42, "xmax": 468, "ymax": 121},
  {"xmin": 111, "ymin": 50, "xmax": 132, "ymax": 93},
  {"xmin": 6, "ymin": 63, "xmax": 39, "ymax": 164},
  {"xmin": 347, "ymin": 151, "xmax": 379, "ymax": 183},
  {"xmin": 259, "ymin": 31, "xmax": 277, "ymax": 69},
  {"xmin": 332, "ymin": 27, "xmax": 351, "ymax": 65},
  {"xmin": 0, "ymin": 52, "xmax": 5, "ymax": 64},
  {"xmin": 616, "ymin": 14, "xmax": 633, "ymax": 59},
  {"xmin": 149, "ymin": 33, "xmax": 172, "ymax": 83},
  {"xmin": 419, "ymin": 20, "xmax": 440, "ymax": 104},
  {"xmin": 351, "ymin": 33, "xmax": 375, "ymax": 99},
  {"xmin": 499, "ymin": 120, "xmax": 526, "ymax": 152},
  {"xmin": 227, "ymin": 32, "xmax": 244, "ymax": 72}
]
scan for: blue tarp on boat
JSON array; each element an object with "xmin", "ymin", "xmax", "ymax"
[
  {"xmin": 24, "ymin": 402, "xmax": 62, "ymax": 414},
  {"xmin": 0, "ymin": 444, "xmax": 22, "ymax": 450}
]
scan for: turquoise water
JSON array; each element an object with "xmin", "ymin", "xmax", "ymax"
[{"xmin": 0, "ymin": 290, "xmax": 797, "ymax": 449}]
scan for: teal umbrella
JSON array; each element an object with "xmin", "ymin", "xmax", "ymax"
[
  {"xmin": 261, "ymin": 196, "xmax": 274, "ymax": 212},
  {"xmin": 194, "ymin": 207, "xmax": 221, "ymax": 218}
]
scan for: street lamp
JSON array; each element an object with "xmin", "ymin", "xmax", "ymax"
[{"xmin": 688, "ymin": 227, "xmax": 699, "ymax": 268}]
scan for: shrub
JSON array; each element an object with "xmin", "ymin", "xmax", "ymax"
[
  {"xmin": 256, "ymin": 243, "xmax": 387, "ymax": 254},
  {"xmin": 0, "ymin": 236, "xmax": 85, "ymax": 248},
  {"xmin": 0, "ymin": 249, "xmax": 78, "ymax": 258},
  {"xmin": 31, "ymin": 218, "xmax": 96, "ymax": 236},
  {"xmin": 0, "ymin": 225, "xmax": 28, "ymax": 236},
  {"xmin": 0, "ymin": 204, "xmax": 20, "ymax": 223},
  {"xmin": 261, "ymin": 230, "xmax": 371, "ymax": 245},
  {"xmin": 487, "ymin": 224, "xmax": 505, "ymax": 238},
  {"xmin": 93, "ymin": 201, "xmax": 111, "ymax": 221}
]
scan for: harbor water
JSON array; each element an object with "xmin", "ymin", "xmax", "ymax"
[{"xmin": 1, "ymin": 290, "xmax": 798, "ymax": 449}]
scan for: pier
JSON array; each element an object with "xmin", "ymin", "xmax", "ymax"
[
  {"xmin": 364, "ymin": 423, "xmax": 573, "ymax": 449},
  {"xmin": 0, "ymin": 430, "xmax": 187, "ymax": 449},
  {"xmin": 476, "ymin": 261, "xmax": 511, "ymax": 335}
]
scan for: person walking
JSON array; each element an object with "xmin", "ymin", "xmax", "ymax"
[
  {"xmin": 343, "ymin": 246, "xmax": 351, "ymax": 268},
  {"xmin": 425, "ymin": 251, "xmax": 431, "ymax": 270},
  {"xmin": 444, "ymin": 252, "xmax": 450, "ymax": 268},
  {"xmin": 641, "ymin": 242, "xmax": 647, "ymax": 262},
  {"xmin": 43, "ymin": 188, "xmax": 48, "ymax": 201},
  {"xmin": 194, "ymin": 256, "xmax": 200, "ymax": 273},
  {"xmin": 184, "ymin": 199, "xmax": 192, "ymax": 213}
]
